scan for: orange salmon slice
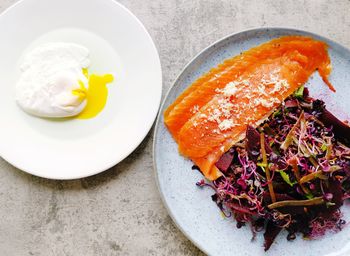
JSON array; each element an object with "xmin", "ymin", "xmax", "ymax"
[{"xmin": 164, "ymin": 36, "xmax": 334, "ymax": 180}]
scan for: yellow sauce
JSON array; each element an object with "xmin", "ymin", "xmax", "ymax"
[{"xmin": 73, "ymin": 70, "xmax": 114, "ymax": 119}]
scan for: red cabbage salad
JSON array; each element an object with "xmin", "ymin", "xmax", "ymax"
[{"xmin": 196, "ymin": 87, "xmax": 350, "ymax": 251}]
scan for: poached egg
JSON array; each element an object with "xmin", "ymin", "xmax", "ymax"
[{"xmin": 16, "ymin": 42, "xmax": 113, "ymax": 119}]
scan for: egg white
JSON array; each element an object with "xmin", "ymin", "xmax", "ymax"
[{"xmin": 16, "ymin": 42, "xmax": 90, "ymax": 118}]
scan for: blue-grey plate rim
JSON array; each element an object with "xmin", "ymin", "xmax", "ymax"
[{"xmin": 153, "ymin": 27, "xmax": 350, "ymax": 256}]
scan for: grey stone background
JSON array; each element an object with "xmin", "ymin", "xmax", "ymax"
[{"xmin": 0, "ymin": 0, "xmax": 350, "ymax": 255}]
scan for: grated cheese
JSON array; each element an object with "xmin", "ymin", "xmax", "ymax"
[
  {"xmin": 191, "ymin": 105, "xmax": 199, "ymax": 114},
  {"xmin": 189, "ymin": 66, "xmax": 291, "ymax": 135},
  {"xmin": 208, "ymin": 108, "xmax": 221, "ymax": 123},
  {"xmin": 218, "ymin": 119, "xmax": 235, "ymax": 131},
  {"xmin": 222, "ymin": 81, "xmax": 240, "ymax": 96}
]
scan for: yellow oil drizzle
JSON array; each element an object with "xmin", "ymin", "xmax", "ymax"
[{"xmin": 77, "ymin": 73, "xmax": 114, "ymax": 119}]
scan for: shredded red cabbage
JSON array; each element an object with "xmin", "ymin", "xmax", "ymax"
[{"xmin": 196, "ymin": 87, "xmax": 350, "ymax": 251}]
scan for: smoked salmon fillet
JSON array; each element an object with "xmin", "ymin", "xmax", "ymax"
[
  {"xmin": 164, "ymin": 36, "xmax": 334, "ymax": 180},
  {"xmin": 164, "ymin": 36, "xmax": 333, "ymax": 141}
]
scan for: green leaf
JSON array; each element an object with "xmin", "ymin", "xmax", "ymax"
[
  {"xmin": 272, "ymin": 109, "xmax": 281, "ymax": 118},
  {"xmin": 305, "ymin": 193, "xmax": 314, "ymax": 199},
  {"xmin": 321, "ymin": 143, "xmax": 327, "ymax": 152},
  {"xmin": 257, "ymin": 162, "xmax": 267, "ymax": 168},
  {"xmin": 294, "ymin": 85, "xmax": 304, "ymax": 98},
  {"xmin": 326, "ymin": 202, "xmax": 336, "ymax": 208},
  {"xmin": 279, "ymin": 171, "xmax": 297, "ymax": 187}
]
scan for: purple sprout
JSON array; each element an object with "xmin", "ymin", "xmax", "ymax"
[{"xmin": 196, "ymin": 87, "xmax": 350, "ymax": 251}]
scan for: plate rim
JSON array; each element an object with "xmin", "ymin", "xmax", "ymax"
[
  {"xmin": 153, "ymin": 27, "xmax": 350, "ymax": 255},
  {"xmin": 0, "ymin": 0, "xmax": 162, "ymax": 180}
]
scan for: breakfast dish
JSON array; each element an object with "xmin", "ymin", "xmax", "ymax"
[
  {"xmin": 16, "ymin": 42, "xmax": 114, "ymax": 119},
  {"xmin": 0, "ymin": 0, "xmax": 162, "ymax": 179},
  {"xmin": 163, "ymin": 35, "xmax": 350, "ymax": 250}
]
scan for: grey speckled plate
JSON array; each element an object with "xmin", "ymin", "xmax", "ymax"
[{"xmin": 153, "ymin": 28, "xmax": 350, "ymax": 256}]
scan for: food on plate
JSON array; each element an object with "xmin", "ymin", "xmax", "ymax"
[
  {"xmin": 197, "ymin": 88, "xmax": 350, "ymax": 250},
  {"xmin": 164, "ymin": 36, "xmax": 333, "ymax": 181},
  {"xmin": 164, "ymin": 36, "xmax": 350, "ymax": 250},
  {"xmin": 16, "ymin": 42, "xmax": 114, "ymax": 119}
]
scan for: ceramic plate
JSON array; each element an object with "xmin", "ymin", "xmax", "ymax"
[
  {"xmin": 154, "ymin": 28, "xmax": 350, "ymax": 256},
  {"xmin": 0, "ymin": 0, "xmax": 162, "ymax": 179}
]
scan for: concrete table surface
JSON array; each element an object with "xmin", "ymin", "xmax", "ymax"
[{"xmin": 1, "ymin": 0, "xmax": 350, "ymax": 255}]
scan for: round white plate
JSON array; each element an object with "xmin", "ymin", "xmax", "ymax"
[
  {"xmin": 0, "ymin": 0, "xmax": 162, "ymax": 179},
  {"xmin": 154, "ymin": 28, "xmax": 350, "ymax": 256}
]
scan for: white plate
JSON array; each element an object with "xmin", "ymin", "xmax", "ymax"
[
  {"xmin": 154, "ymin": 28, "xmax": 350, "ymax": 256},
  {"xmin": 0, "ymin": 0, "xmax": 162, "ymax": 179}
]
